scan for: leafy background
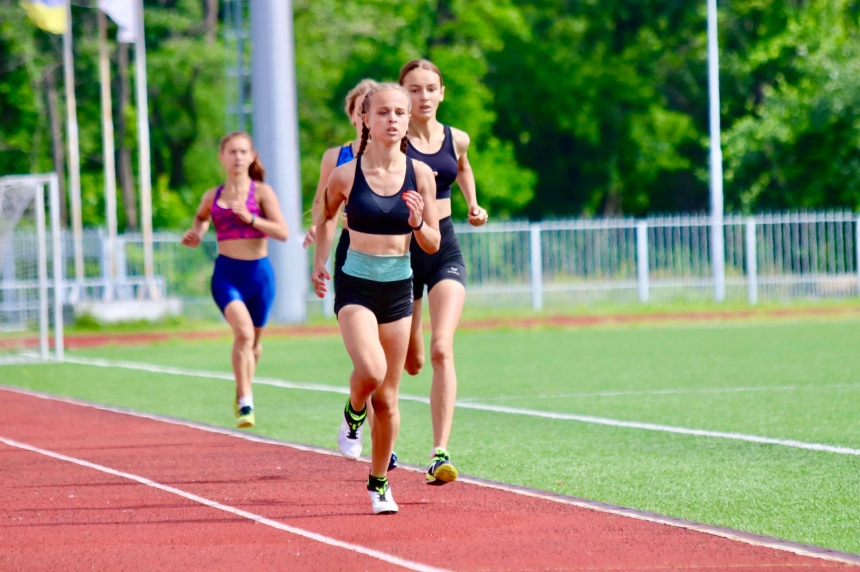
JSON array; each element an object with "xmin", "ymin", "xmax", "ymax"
[{"xmin": 1, "ymin": 0, "xmax": 859, "ymax": 230}]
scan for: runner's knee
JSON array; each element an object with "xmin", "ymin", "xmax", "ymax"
[
  {"xmin": 370, "ymin": 388, "xmax": 398, "ymax": 420},
  {"xmin": 430, "ymin": 339, "xmax": 454, "ymax": 368},
  {"xmin": 234, "ymin": 327, "xmax": 254, "ymax": 350},
  {"xmin": 354, "ymin": 363, "xmax": 386, "ymax": 391}
]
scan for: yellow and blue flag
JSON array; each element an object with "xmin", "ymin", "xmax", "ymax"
[{"xmin": 20, "ymin": 0, "xmax": 67, "ymax": 35}]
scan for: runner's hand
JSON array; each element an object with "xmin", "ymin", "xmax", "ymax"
[
  {"xmin": 231, "ymin": 202, "xmax": 253, "ymax": 224},
  {"xmin": 468, "ymin": 204, "xmax": 488, "ymax": 227},
  {"xmin": 303, "ymin": 225, "xmax": 317, "ymax": 249},
  {"xmin": 181, "ymin": 230, "xmax": 201, "ymax": 248},
  {"xmin": 311, "ymin": 264, "xmax": 330, "ymax": 298},
  {"xmin": 402, "ymin": 190, "xmax": 425, "ymax": 229}
]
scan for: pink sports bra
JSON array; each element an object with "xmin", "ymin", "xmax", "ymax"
[{"xmin": 210, "ymin": 181, "xmax": 267, "ymax": 241}]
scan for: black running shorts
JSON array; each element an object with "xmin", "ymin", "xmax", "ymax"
[
  {"xmin": 334, "ymin": 272, "xmax": 414, "ymax": 324},
  {"xmin": 410, "ymin": 216, "xmax": 467, "ymax": 300}
]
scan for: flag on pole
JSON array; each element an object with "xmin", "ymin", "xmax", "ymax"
[
  {"xmin": 98, "ymin": 0, "xmax": 137, "ymax": 43},
  {"xmin": 20, "ymin": 0, "xmax": 67, "ymax": 34}
]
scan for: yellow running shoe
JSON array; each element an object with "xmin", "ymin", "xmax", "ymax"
[
  {"xmin": 233, "ymin": 399, "xmax": 240, "ymax": 418},
  {"xmin": 426, "ymin": 447, "xmax": 458, "ymax": 485},
  {"xmin": 237, "ymin": 406, "xmax": 255, "ymax": 428}
]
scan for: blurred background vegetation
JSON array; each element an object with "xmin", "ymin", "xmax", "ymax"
[{"xmin": 2, "ymin": 0, "xmax": 860, "ymax": 230}]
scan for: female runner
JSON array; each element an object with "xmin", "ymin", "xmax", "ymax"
[
  {"xmin": 399, "ymin": 59, "xmax": 488, "ymax": 484},
  {"xmin": 182, "ymin": 132, "xmax": 289, "ymax": 428},
  {"xmin": 312, "ymin": 83, "xmax": 439, "ymax": 514},
  {"xmin": 304, "ymin": 79, "xmax": 400, "ymax": 471}
]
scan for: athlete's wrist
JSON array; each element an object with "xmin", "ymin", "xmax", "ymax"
[
  {"xmin": 249, "ymin": 214, "xmax": 256, "ymax": 227},
  {"xmin": 410, "ymin": 218, "xmax": 424, "ymax": 231}
]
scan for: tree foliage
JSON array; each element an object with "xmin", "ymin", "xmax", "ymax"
[{"xmin": 1, "ymin": 0, "xmax": 859, "ymax": 231}]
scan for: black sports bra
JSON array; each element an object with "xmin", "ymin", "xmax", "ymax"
[
  {"xmin": 346, "ymin": 156, "xmax": 416, "ymax": 236},
  {"xmin": 406, "ymin": 125, "xmax": 459, "ymax": 200}
]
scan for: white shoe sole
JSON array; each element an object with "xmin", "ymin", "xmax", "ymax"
[{"xmin": 368, "ymin": 490, "xmax": 398, "ymax": 515}]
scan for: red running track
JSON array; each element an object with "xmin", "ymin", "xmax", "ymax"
[{"xmin": 1, "ymin": 388, "xmax": 858, "ymax": 571}]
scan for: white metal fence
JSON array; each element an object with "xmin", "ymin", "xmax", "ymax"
[
  {"xmin": 456, "ymin": 212, "xmax": 860, "ymax": 308},
  {"xmin": 2, "ymin": 212, "xmax": 859, "ymax": 326}
]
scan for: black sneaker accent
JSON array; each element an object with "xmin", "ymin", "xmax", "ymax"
[
  {"xmin": 238, "ymin": 405, "xmax": 253, "ymax": 416},
  {"xmin": 367, "ymin": 474, "xmax": 389, "ymax": 498},
  {"xmin": 343, "ymin": 399, "xmax": 367, "ymax": 439}
]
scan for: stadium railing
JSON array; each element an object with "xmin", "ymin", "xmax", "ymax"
[{"xmin": 3, "ymin": 211, "xmax": 858, "ymax": 320}]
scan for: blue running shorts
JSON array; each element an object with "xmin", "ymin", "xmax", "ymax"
[{"xmin": 210, "ymin": 255, "xmax": 275, "ymax": 327}]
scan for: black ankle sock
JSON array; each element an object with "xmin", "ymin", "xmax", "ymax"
[
  {"xmin": 345, "ymin": 399, "xmax": 367, "ymax": 422},
  {"xmin": 367, "ymin": 474, "xmax": 388, "ymax": 491}
]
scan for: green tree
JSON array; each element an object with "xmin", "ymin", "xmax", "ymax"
[
  {"xmin": 0, "ymin": 0, "xmax": 226, "ymax": 230},
  {"xmin": 488, "ymin": 0, "xmax": 707, "ymax": 218},
  {"xmin": 721, "ymin": 0, "xmax": 860, "ymax": 211},
  {"xmin": 0, "ymin": 4, "xmax": 60, "ymax": 192},
  {"xmin": 4, "ymin": 0, "xmax": 860, "ymax": 230},
  {"xmin": 292, "ymin": 0, "xmax": 535, "ymax": 222}
]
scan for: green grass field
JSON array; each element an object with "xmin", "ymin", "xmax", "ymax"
[{"xmin": 3, "ymin": 315, "xmax": 860, "ymax": 553}]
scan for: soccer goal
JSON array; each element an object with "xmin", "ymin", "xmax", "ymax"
[{"xmin": 0, "ymin": 174, "xmax": 64, "ymax": 363}]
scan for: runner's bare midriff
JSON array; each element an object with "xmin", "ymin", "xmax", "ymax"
[{"xmin": 217, "ymin": 237, "xmax": 268, "ymax": 260}]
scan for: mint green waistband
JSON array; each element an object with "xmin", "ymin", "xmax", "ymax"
[{"xmin": 342, "ymin": 249, "xmax": 412, "ymax": 282}]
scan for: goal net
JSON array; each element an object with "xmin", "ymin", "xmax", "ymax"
[{"xmin": 0, "ymin": 174, "xmax": 64, "ymax": 364}]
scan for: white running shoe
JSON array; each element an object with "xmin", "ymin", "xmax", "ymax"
[
  {"xmin": 367, "ymin": 481, "xmax": 398, "ymax": 515},
  {"xmin": 337, "ymin": 414, "xmax": 364, "ymax": 460}
]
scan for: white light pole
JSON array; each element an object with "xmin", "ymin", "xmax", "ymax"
[
  {"xmin": 63, "ymin": 1, "xmax": 85, "ymax": 301},
  {"xmin": 133, "ymin": 0, "xmax": 156, "ymax": 299},
  {"xmin": 98, "ymin": 10, "xmax": 118, "ymax": 301},
  {"xmin": 250, "ymin": 0, "xmax": 306, "ymax": 323},
  {"xmin": 707, "ymin": 0, "xmax": 726, "ymax": 302}
]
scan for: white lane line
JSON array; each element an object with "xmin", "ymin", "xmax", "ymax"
[
  {"xmin": 0, "ymin": 435, "xmax": 449, "ymax": 572},
  {"xmin": 58, "ymin": 354, "xmax": 430, "ymax": 404},
  {"xmin": 8, "ymin": 354, "xmax": 860, "ymax": 399},
  {"xmin": 459, "ymin": 382, "xmax": 860, "ymax": 401},
  {"xmin": 3, "ymin": 385, "xmax": 860, "ymax": 567},
  {"xmin": 455, "ymin": 402, "xmax": 860, "ymax": 456},
  {"xmin": 58, "ymin": 355, "xmax": 860, "ymax": 457},
  {"xmin": 0, "ymin": 356, "xmax": 44, "ymax": 366},
  {"xmin": 16, "ymin": 354, "xmax": 860, "ymax": 402}
]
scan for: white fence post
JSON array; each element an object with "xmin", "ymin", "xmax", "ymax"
[
  {"xmin": 49, "ymin": 173, "xmax": 64, "ymax": 361},
  {"xmin": 636, "ymin": 221, "xmax": 649, "ymax": 303},
  {"xmin": 712, "ymin": 217, "xmax": 726, "ymax": 302},
  {"xmin": 115, "ymin": 236, "xmax": 129, "ymax": 300},
  {"xmin": 35, "ymin": 183, "xmax": 48, "ymax": 360},
  {"xmin": 530, "ymin": 223, "xmax": 543, "ymax": 311},
  {"xmin": 1, "ymin": 240, "xmax": 14, "ymax": 321},
  {"xmin": 99, "ymin": 228, "xmax": 113, "ymax": 302},
  {"xmin": 856, "ymin": 216, "xmax": 860, "ymax": 297},
  {"xmin": 745, "ymin": 217, "xmax": 757, "ymax": 305}
]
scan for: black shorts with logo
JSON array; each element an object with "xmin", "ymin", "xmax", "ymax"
[{"xmin": 409, "ymin": 216, "xmax": 467, "ymax": 300}]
